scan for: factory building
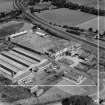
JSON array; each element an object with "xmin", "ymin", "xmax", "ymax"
[
  {"xmin": 0, "ymin": 44, "xmax": 50, "ymax": 84},
  {"xmin": 5, "ymin": 30, "xmax": 28, "ymax": 41},
  {"xmin": 45, "ymin": 42, "xmax": 82, "ymax": 59}
]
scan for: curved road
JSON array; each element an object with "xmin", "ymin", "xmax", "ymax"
[{"xmin": 14, "ymin": 0, "xmax": 105, "ymax": 51}]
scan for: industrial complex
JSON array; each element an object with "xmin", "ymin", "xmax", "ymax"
[{"xmin": 0, "ymin": 0, "xmax": 104, "ymax": 105}]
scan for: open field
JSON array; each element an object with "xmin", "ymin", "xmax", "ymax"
[
  {"xmin": 0, "ymin": 0, "xmax": 13, "ymax": 12},
  {"xmin": 76, "ymin": 16, "xmax": 105, "ymax": 33},
  {"xmin": 9, "ymin": 85, "xmax": 97, "ymax": 105},
  {"xmin": 16, "ymin": 29, "xmax": 70, "ymax": 53},
  {"xmin": 35, "ymin": 8, "xmax": 96, "ymax": 26}
]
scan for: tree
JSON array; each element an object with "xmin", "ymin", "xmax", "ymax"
[
  {"xmin": 33, "ymin": 92, "xmax": 40, "ymax": 104},
  {"xmin": 0, "ymin": 12, "xmax": 5, "ymax": 17},
  {"xmin": 30, "ymin": 7, "xmax": 34, "ymax": 13},
  {"xmin": 61, "ymin": 95, "xmax": 95, "ymax": 105},
  {"xmin": 88, "ymin": 27, "xmax": 93, "ymax": 32},
  {"xmin": 102, "ymin": 31, "xmax": 105, "ymax": 37},
  {"xmin": 94, "ymin": 29, "xmax": 98, "ymax": 34},
  {"xmin": 29, "ymin": 0, "xmax": 40, "ymax": 5},
  {"xmin": 62, "ymin": 98, "xmax": 70, "ymax": 105},
  {"xmin": 99, "ymin": 98, "xmax": 105, "ymax": 104},
  {"xmin": 51, "ymin": 0, "xmax": 66, "ymax": 7}
]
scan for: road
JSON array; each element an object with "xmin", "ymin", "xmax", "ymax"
[{"xmin": 14, "ymin": 0, "xmax": 105, "ymax": 51}]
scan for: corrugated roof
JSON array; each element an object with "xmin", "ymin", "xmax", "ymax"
[
  {"xmin": 0, "ymin": 59, "xmax": 20, "ymax": 73},
  {"xmin": 13, "ymin": 47, "xmax": 43, "ymax": 61},
  {"xmin": 1, "ymin": 51, "xmax": 32, "ymax": 66},
  {"xmin": 0, "ymin": 54, "xmax": 27, "ymax": 70}
]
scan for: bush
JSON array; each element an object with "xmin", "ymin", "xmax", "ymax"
[
  {"xmin": 0, "ymin": 86, "xmax": 32, "ymax": 102},
  {"xmin": 51, "ymin": 0, "xmax": 105, "ymax": 16},
  {"xmin": 62, "ymin": 95, "xmax": 95, "ymax": 105},
  {"xmin": 66, "ymin": 29, "xmax": 81, "ymax": 35},
  {"xmin": 0, "ymin": 76, "xmax": 12, "ymax": 85},
  {"xmin": 0, "ymin": 22, "xmax": 24, "ymax": 37},
  {"xmin": 66, "ymin": 2, "xmax": 80, "ymax": 10},
  {"xmin": 0, "ymin": 10, "xmax": 22, "ymax": 22},
  {"xmin": 80, "ymin": 5, "xmax": 105, "ymax": 16}
]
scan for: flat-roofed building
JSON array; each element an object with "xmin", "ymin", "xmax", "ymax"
[
  {"xmin": 0, "ymin": 59, "xmax": 18, "ymax": 80},
  {"xmin": 9, "ymin": 50, "xmax": 38, "ymax": 64},
  {"xmin": 12, "ymin": 47, "xmax": 43, "ymax": 62},
  {"xmin": 0, "ymin": 54, "xmax": 27, "ymax": 70},
  {"xmin": 6, "ymin": 30, "xmax": 28, "ymax": 41},
  {"xmin": 1, "ymin": 51, "xmax": 33, "ymax": 66}
]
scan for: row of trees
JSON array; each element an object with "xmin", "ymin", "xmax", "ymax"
[
  {"xmin": 80, "ymin": 6, "xmax": 105, "ymax": 16},
  {"xmin": 28, "ymin": 0, "xmax": 105, "ymax": 16},
  {"xmin": 61, "ymin": 95, "xmax": 96, "ymax": 105},
  {"xmin": 43, "ymin": 0, "xmax": 105, "ymax": 16},
  {"xmin": 51, "ymin": 0, "xmax": 80, "ymax": 10},
  {"xmin": 28, "ymin": 0, "xmax": 40, "ymax": 5},
  {"xmin": 0, "ymin": 10, "xmax": 22, "ymax": 22},
  {"xmin": 66, "ymin": 29, "xmax": 81, "ymax": 36},
  {"xmin": 0, "ymin": 10, "xmax": 22, "ymax": 18},
  {"xmin": 63, "ymin": 25, "xmax": 97, "ymax": 37},
  {"xmin": 30, "ymin": 7, "xmax": 49, "ymax": 13},
  {"xmin": 27, "ymin": 0, "xmax": 105, "ymax": 16}
]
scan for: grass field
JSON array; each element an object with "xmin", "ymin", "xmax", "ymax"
[
  {"xmin": 0, "ymin": 22, "xmax": 24, "ymax": 37},
  {"xmin": 76, "ymin": 16, "xmax": 105, "ymax": 33},
  {"xmin": 0, "ymin": 0, "xmax": 13, "ymax": 12},
  {"xmin": 35, "ymin": 8, "xmax": 96, "ymax": 26}
]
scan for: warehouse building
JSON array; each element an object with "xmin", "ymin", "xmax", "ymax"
[{"xmin": 0, "ymin": 44, "xmax": 50, "ymax": 84}]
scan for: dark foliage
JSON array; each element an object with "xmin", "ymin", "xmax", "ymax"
[
  {"xmin": 0, "ymin": 86, "xmax": 32, "ymax": 102},
  {"xmin": 28, "ymin": 0, "xmax": 40, "ymax": 5},
  {"xmin": 0, "ymin": 10, "xmax": 22, "ymax": 22},
  {"xmin": 45, "ymin": 0, "xmax": 105, "ymax": 16},
  {"xmin": 0, "ymin": 75, "xmax": 12, "ymax": 85},
  {"xmin": 61, "ymin": 95, "xmax": 94, "ymax": 105}
]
